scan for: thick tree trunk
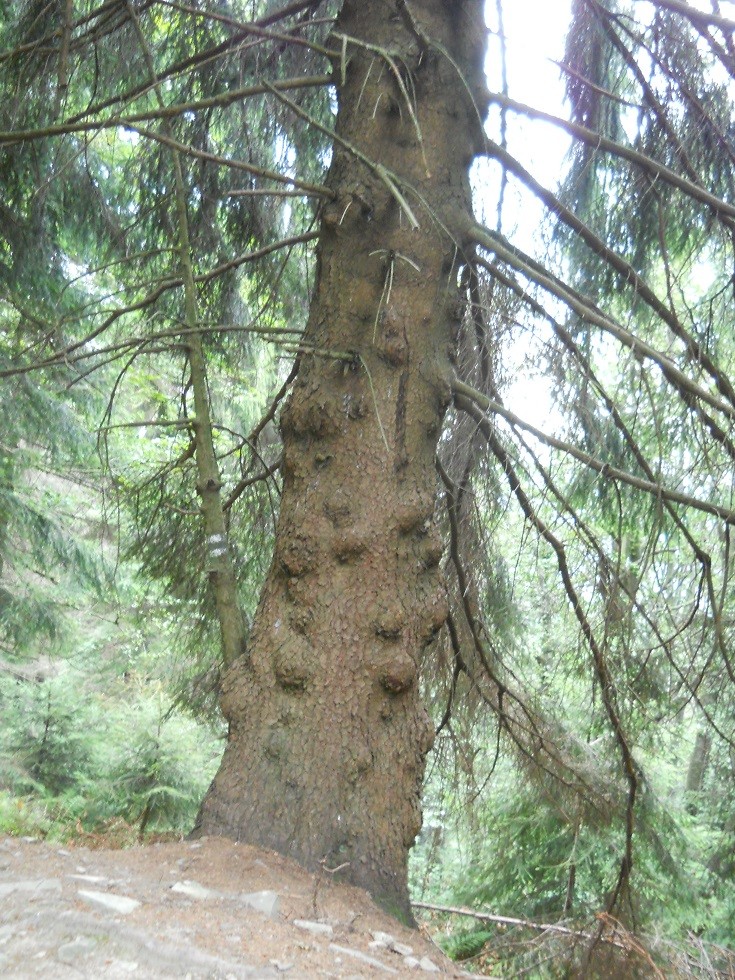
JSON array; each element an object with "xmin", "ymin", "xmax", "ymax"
[{"xmin": 195, "ymin": 0, "xmax": 486, "ymax": 921}]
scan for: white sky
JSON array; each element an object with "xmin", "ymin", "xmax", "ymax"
[
  {"xmin": 479, "ymin": 0, "xmax": 573, "ymax": 431},
  {"xmin": 480, "ymin": 0, "xmax": 573, "ymax": 238},
  {"xmin": 491, "ymin": 0, "xmax": 573, "ymax": 111}
]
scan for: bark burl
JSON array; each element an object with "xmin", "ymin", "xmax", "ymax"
[{"xmin": 196, "ymin": 0, "xmax": 487, "ymax": 921}]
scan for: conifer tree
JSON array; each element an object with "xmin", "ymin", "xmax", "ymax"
[{"xmin": 1, "ymin": 0, "xmax": 734, "ymax": 941}]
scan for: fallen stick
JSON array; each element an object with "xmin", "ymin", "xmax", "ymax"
[{"xmin": 411, "ymin": 901, "xmax": 626, "ymax": 949}]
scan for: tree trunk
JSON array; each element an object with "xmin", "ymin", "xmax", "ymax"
[
  {"xmin": 195, "ymin": 0, "xmax": 487, "ymax": 921},
  {"xmin": 685, "ymin": 728, "xmax": 712, "ymax": 795}
]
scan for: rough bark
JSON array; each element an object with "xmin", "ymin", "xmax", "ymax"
[{"xmin": 195, "ymin": 0, "xmax": 487, "ymax": 921}]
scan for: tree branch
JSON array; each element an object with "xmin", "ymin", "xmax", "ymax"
[
  {"xmin": 482, "ymin": 92, "xmax": 735, "ymax": 223},
  {"xmin": 0, "ymin": 75, "xmax": 333, "ymax": 147},
  {"xmin": 453, "ymin": 381, "xmax": 735, "ymax": 524}
]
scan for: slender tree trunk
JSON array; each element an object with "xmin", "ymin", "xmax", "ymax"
[
  {"xmin": 126, "ymin": 0, "xmax": 247, "ymax": 669},
  {"xmin": 685, "ymin": 728, "xmax": 712, "ymax": 795},
  {"xmin": 196, "ymin": 0, "xmax": 487, "ymax": 921}
]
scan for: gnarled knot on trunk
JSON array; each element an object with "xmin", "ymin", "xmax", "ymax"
[
  {"xmin": 278, "ymin": 536, "xmax": 316, "ymax": 578},
  {"xmin": 321, "ymin": 182, "xmax": 374, "ymax": 229},
  {"xmin": 196, "ymin": 477, "xmax": 222, "ymax": 494},
  {"xmin": 280, "ymin": 392, "xmax": 341, "ymax": 439},
  {"xmin": 379, "ymin": 651, "xmax": 417, "ymax": 694},
  {"xmin": 324, "ymin": 492, "xmax": 353, "ymax": 528},
  {"xmin": 379, "ymin": 327, "xmax": 409, "ymax": 367},
  {"xmin": 418, "ymin": 528, "xmax": 444, "ymax": 569},
  {"xmin": 394, "ymin": 495, "xmax": 434, "ymax": 536},
  {"xmin": 272, "ymin": 637, "xmax": 314, "ymax": 691},
  {"xmin": 420, "ymin": 589, "xmax": 449, "ymax": 644},
  {"xmin": 372, "ymin": 598, "xmax": 407, "ymax": 641},
  {"xmin": 333, "ymin": 527, "xmax": 368, "ymax": 562}
]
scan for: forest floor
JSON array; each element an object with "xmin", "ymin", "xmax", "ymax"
[{"xmin": 0, "ymin": 833, "xmax": 486, "ymax": 979}]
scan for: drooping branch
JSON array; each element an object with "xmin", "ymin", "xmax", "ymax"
[
  {"xmin": 437, "ymin": 456, "xmax": 620, "ymax": 814},
  {"xmin": 463, "ymin": 411, "xmax": 639, "ymax": 913},
  {"xmin": 0, "ymin": 74, "xmax": 333, "ymax": 147},
  {"xmin": 469, "ymin": 224, "xmax": 735, "ymax": 447},
  {"xmin": 470, "ymin": 258, "xmax": 735, "ymax": 697},
  {"xmin": 127, "ymin": 125, "xmax": 333, "ymax": 199},
  {"xmin": 633, "ymin": 0, "xmax": 735, "ymax": 33},
  {"xmin": 411, "ymin": 900, "xmax": 639, "ymax": 953},
  {"xmin": 453, "ymin": 380, "xmax": 735, "ymax": 524},
  {"xmin": 482, "ymin": 92, "xmax": 735, "ymax": 224},
  {"xmin": 0, "ymin": 232, "xmax": 318, "ymax": 380},
  {"xmin": 479, "ymin": 138, "xmax": 735, "ymax": 408}
]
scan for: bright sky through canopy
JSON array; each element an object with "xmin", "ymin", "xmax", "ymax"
[{"xmin": 480, "ymin": 0, "xmax": 573, "ymax": 434}]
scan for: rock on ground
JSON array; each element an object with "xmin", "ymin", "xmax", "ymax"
[{"xmin": 0, "ymin": 834, "xmax": 484, "ymax": 978}]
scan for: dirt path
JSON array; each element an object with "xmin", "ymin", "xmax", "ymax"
[{"xmin": 0, "ymin": 834, "xmax": 484, "ymax": 978}]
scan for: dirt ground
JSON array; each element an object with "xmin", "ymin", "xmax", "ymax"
[{"xmin": 0, "ymin": 833, "xmax": 487, "ymax": 978}]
